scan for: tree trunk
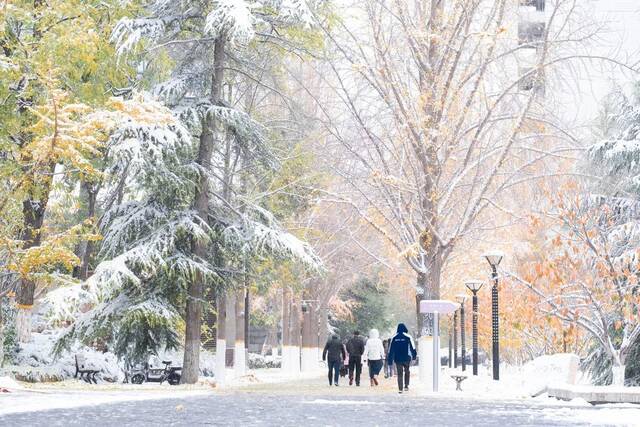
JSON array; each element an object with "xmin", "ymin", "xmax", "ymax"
[
  {"xmin": 612, "ymin": 351, "xmax": 627, "ymax": 386},
  {"xmin": 244, "ymin": 286, "xmax": 250, "ymax": 350},
  {"xmin": 415, "ymin": 255, "xmax": 443, "ymax": 337},
  {"xmin": 290, "ymin": 296, "xmax": 301, "ymax": 373},
  {"xmin": 301, "ymin": 300, "xmax": 314, "ymax": 371},
  {"xmin": 78, "ymin": 181, "xmax": 98, "ymax": 280},
  {"xmin": 318, "ymin": 304, "xmax": 328, "ymax": 347},
  {"xmin": 201, "ymin": 285, "xmax": 217, "ymax": 351},
  {"xmin": 16, "ymin": 191, "xmax": 51, "ymax": 342},
  {"xmin": 0, "ymin": 301, "xmax": 5, "ymax": 367},
  {"xmin": 181, "ymin": 37, "xmax": 226, "ymax": 384},
  {"xmin": 226, "ymin": 292, "xmax": 236, "ymax": 368},
  {"xmin": 612, "ymin": 364, "xmax": 626, "ymax": 386},
  {"xmin": 215, "ymin": 292, "xmax": 227, "ymax": 385},
  {"xmin": 281, "ymin": 287, "xmax": 291, "ymax": 372},
  {"xmin": 234, "ymin": 290, "xmax": 246, "ymax": 376}
]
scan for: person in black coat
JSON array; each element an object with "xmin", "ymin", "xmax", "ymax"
[
  {"xmin": 387, "ymin": 323, "xmax": 417, "ymax": 393},
  {"xmin": 322, "ymin": 335, "xmax": 346, "ymax": 386},
  {"xmin": 345, "ymin": 331, "xmax": 365, "ymax": 386}
]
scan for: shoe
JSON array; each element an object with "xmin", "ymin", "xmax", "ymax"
[
  {"xmin": 373, "ymin": 378, "xmax": 378, "ymax": 386},
  {"xmin": 404, "ymin": 387, "xmax": 409, "ymax": 391},
  {"xmin": 370, "ymin": 379, "xmax": 374, "ymax": 387},
  {"xmin": 335, "ymin": 383, "xmax": 339, "ymax": 387},
  {"xmin": 356, "ymin": 383, "xmax": 360, "ymax": 386},
  {"xmin": 349, "ymin": 378, "xmax": 353, "ymax": 386},
  {"xmin": 398, "ymin": 390, "xmax": 403, "ymax": 394}
]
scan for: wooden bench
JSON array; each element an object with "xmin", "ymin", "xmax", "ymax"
[
  {"xmin": 450, "ymin": 374, "xmax": 467, "ymax": 391},
  {"xmin": 75, "ymin": 354, "xmax": 100, "ymax": 384}
]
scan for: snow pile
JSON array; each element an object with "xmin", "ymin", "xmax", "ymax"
[
  {"xmin": 0, "ymin": 376, "xmax": 22, "ymax": 391},
  {"xmin": 522, "ymin": 353, "xmax": 580, "ymax": 394}
]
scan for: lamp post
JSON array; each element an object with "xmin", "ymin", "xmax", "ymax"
[
  {"xmin": 456, "ymin": 294, "xmax": 467, "ymax": 372},
  {"xmin": 483, "ymin": 251, "xmax": 504, "ymax": 381},
  {"xmin": 453, "ymin": 309, "xmax": 458, "ymax": 369},
  {"xmin": 465, "ymin": 280, "xmax": 484, "ymax": 376}
]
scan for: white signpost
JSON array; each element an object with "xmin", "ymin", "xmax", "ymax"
[{"xmin": 419, "ymin": 300, "xmax": 460, "ymax": 392}]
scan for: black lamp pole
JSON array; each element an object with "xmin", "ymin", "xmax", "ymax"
[
  {"xmin": 453, "ymin": 310, "xmax": 458, "ymax": 369},
  {"xmin": 491, "ymin": 264, "xmax": 500, "ymax": 381},
  {"xmin": 465, "ymin": 280, "xmax": 483, "ymax": 376},
  {"xmin": 460, "ymin": 300, "xmax": 466, "ymax": 371}
]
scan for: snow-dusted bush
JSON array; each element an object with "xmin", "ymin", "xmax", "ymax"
[
  {"xmin": 5, "ymin": 332, "xmax": 122, "ymax": 383},
  {"xmin": 248, "ymin": 352, "xmax": 281, "ymax": 369}
]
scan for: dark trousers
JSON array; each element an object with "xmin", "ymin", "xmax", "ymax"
[
  {"xmin": 348, "ymin": 355, "xmax": 362, "ymax": 385},
  {"xmin": 327, "ymin": 360, "xmax": 340, "ymax": 385},
  {"xmin": 396, "ymin": 362, "xmax": 411, "ymax": 390},
  {"xmin": 368, "ymin": 359, "xmax": 383, "ymax": 379}
]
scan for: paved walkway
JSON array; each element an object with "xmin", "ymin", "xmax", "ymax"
[{"xmin": 1, "ymin": 373, "xmax": 638, "ymax": 426}]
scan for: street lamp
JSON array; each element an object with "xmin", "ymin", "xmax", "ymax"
[
  {"xmin": 455, "ymin": 294, "xmax": 467, "ymax": 372},
  {"xmin": 483, "ymin": 251, "xmax": 504, "ymax": 381},
  {"xmin": 465, "ymin": 279, "xmax": 484, "ymax": 376},
  {"xmin": 453, "ymin": 309, "xmax": 458, "ymax": 369}
]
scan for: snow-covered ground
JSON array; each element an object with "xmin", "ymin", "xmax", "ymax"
[
  {"xmin": 3, "ymin": 351, "xmax": 640, "ymax": 424},
  {"xmin": 0, "ymin": 366, "xmax": 324, "ymax": 416}
]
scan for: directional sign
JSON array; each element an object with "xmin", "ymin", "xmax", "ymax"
[{"xmin": 420, "ymin": 299, "xmax": 459, "ymax": 314}]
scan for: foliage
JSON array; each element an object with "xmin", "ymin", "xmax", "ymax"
[{"xmin": 330, "ymin": 276, "xmax": 393, "ymax": 339}]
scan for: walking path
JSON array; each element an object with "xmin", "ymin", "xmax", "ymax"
[{"xmin": 2, "ymin": 371, "xmax": 640, "ymax": 426}]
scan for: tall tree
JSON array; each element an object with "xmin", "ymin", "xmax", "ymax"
[
  {"xmin": 311, "ymin": 0, "xmax": 625, "ymax": 334},
  {"xmin": 0, "ymin": 0, "xmax": 132, "ymax": 341},
  {"xmin": 109, "ymin": 0, "xmax": 323, "ymax": 382}
]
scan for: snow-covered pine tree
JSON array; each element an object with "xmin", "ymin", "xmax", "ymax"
[
  {"xmin": 589, "ymin": 86, "xmax": 640, "ymax": 195},
  {"xmin": 51, "ymin": 97, "xmax": 205, "ymax": 365},
  {"xmin": 110, "ymin": 0, "xmax": 323, "ymax": 382},
  {"xmin": 578, "ymin": 86, "xmax": 640, "ymax": 386}
]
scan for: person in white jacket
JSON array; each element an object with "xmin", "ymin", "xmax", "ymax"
[{"xmin": 362, "ymin": 328, "xmax": 385, "ymax": 386}]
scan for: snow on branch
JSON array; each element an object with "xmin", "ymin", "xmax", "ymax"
[
  {"xmin": 205, "ymin": 0, "xmax": 255, "ymax": 44},
  {"xmin": 224, "ymin": 204, "xmax": 323, "ymax": 271}
]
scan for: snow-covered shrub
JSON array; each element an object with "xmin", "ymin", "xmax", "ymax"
[
  {"xmin": 248, "ymin": 352, "xmax": 281, "ymax": 369},
  {"xmin": 6, "ymin": 332, "xmax": 123, "ymax": 382},
  {"xmin": 0, "ymin": 300, "xmax": 17, "ymax": 367}
]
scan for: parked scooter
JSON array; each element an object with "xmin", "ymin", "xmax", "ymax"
[{"xmin": 128, "ymin": 356, "xmax": 182, "ymax": 385}]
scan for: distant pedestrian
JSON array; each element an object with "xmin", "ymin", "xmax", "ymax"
[
  {"xmin": 387, "ymin": 323, "xmax": 417, "ymax": 394},
  {"xmin": 363, "ymin": 329, "xmax": 385, "ymax": 386},
  {"xmin": 322, "ymin": 335, "xmax": 346, "ymax": 386},
  {"xmin": 346, "ymin": 330, "xmax": 365, "ymax": 386},
  {"xmin": 382, "ymin": 338, "xmax": 393, "ymax": 378}
]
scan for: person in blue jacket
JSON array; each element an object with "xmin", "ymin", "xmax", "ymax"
[{"xmin": 387, "ymin": 323, "xmax": 417, "ymax": 393}]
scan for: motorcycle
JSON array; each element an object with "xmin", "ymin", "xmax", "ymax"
[{"xmin": 128, "ymin": 356, "xmax": 182, "ymax": 385}]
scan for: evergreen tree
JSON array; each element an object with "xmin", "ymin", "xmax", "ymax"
[
  {"xmin": 577, "ymin": 85, "xmax": 640, "ymax": 385},
  {"xmin": 50, "ymin": 0, "xmax": 324, "ymax": 380},
  {"xmin": 331, "ymin": 276, "xmax": 393, "ymax": 339}
]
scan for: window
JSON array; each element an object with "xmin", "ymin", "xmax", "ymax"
[
  {"xmin": 520, "ymin": 0, "xmax": 545, "ymax": 11},
  {"xmin": 518, "ymin": 21, "xmax": 546, "ymax": 46}
]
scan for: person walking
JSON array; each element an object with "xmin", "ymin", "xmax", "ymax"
[
  {"xmin": 362, "ymin": 328, "xmax": 385, "ymax": 386},
  {"xmin": 387, "ymin": 323, "xmax": 417, "ymax": 394},
  {"xmin": 346, "ymin": 330, "xmax": 365, "ymax": 386},
  {"xmin": 382, "ymin": 338, "xmax": 393, "ymax": 378},
  {"xmin": 322, "ymin": 335, "xmax": 346, "ymax": 386}
]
